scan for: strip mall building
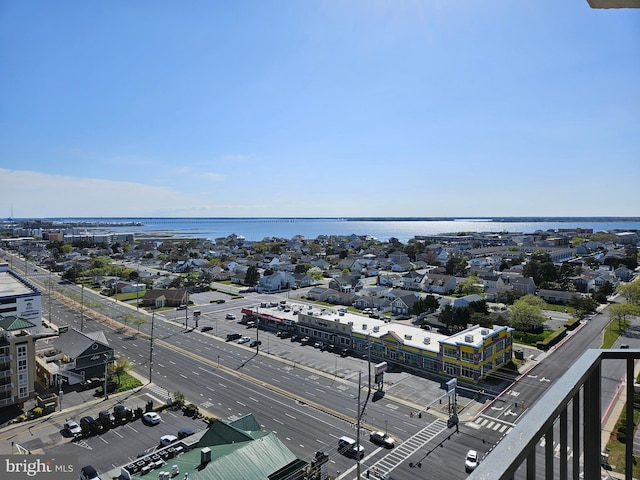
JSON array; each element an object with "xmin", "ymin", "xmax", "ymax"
[{"xmin": 242, "ymin": 304, "xmax": 513, "ymax": 383}]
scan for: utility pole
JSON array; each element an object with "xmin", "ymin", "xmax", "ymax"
[
  {"xmin": 356, "ymin": 371, "xmax": 362, "ymax": 480},
  {"xmin": 80, "ymin": 283, "xmax": 85, "ymax": 332},
  {"xmin": 184, "ymin": 292, "xmax": 189, "ymax": 329},
  {"xmin": 149, "ymin": 309, "xmax": 155, "ymax": 383}
]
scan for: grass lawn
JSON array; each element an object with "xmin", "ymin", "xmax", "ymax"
[{"xmin": 602, "ymin": 319, "xmax": 630, "ymax": 349}]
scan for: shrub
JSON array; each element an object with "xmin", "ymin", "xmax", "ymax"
[{"xmin": 32, "ymin": 407, "xmax": 43, "ymax": 418}]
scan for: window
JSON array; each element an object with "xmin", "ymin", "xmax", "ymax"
[
  {"xmin": 443, "ymin": 347, "xmax": 456, "ymax": 359},
  {"xmin": 484, "ymin": 345, "xmax": 494, "ymax": 359},
  {"xmin": 18, "ymin": 359, "xmax": 27, "ymax": 371},
  {"xmin": 460, "ymin": 351, "xmax": 474, "ymax": 363},
  {"xmin": 16, "ymin": 344, "xmax": 27, "ymax": 359},
  {"xmin": 18, "ymin": 373, "xmax": 28, "ymax": 385},
  {"xmin": 461, "ymin": 367, "xmax": 475, "ymax": 379},
  {"xmin": 19, "ymin": 385, "xmax": 28, "ymax": 398},
  {"xmin": 495, "ymin": 339, "xmax": 505, "ymax": 351}
]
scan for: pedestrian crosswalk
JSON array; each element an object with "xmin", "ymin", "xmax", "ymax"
[
  {"xmin": 471, "ymin": 415, "xmax": 515, "ymax": 435},
  {"xmin": 363, "ymin": 419, "xmax": 448, "ymax": 478},
  {"xmin": 146, "ymin": 384, "xmax": 173, "ymax": 403}
]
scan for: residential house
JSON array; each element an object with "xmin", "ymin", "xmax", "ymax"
[
  {"xmin": 328, "ymin": 275, "xmax": 364, "ymax": 293},
  {"xmin": 537, "ymin": 289, "xmax": 582, "ymax": 305},
  {"xmin": 421, "ymin": 274, "xmax": 457, "ymax": 294},
  {"xmin": 140, "ymin": 289, "xmax": 188, "ymax": 309},
  {"xmin": 391, "ymin": 293, "xmax": 420, "ymax": 316},
  {"xmin": 258, "ymin": 272, "xmax": 296, "ymax": 292},
  {"xmin": 401, "ymin": 270, "xmax": 425, "ymax": 291},
  {"xmin": 46, "ymin": 328, "xmax": 114, "ymax": 386}
]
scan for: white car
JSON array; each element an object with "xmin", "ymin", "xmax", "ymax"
[
  {"xmin": 369, "ymin": 431, "xmax": 395, "ymax": 448},
  {"xmin": 63, "ymin": 420, "xmax": 82, "ymax": 436},
  {"xmin": 237, "ymin": 336, "xmax": 251, "ymax": 344},
  {"xmin": 465, "ymin": 449, "xmax": 479, "ymax": 472},
  {"xmin": 225, "ymin": 313, "xmax": 236, "ymax": 320},
  {"xmin": 142, "ymin": 412, "xmax": 161, "ymax": 425},
  {"xmin": 160, "ymin": 434, "xmax": 178, "ymax": 447}
]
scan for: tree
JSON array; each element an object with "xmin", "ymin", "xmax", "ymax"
[
  {"xmin": 307, "ymin": 267, "xmax": 324, "ymax": 281},
  {"xmin": 172, "ymin": 391, "xmax": 186, "ymax": 408},
  {"xmin": 294, "ymin": 263, "xmax": 312, "ymax": 275},
  {"xmin": 568, "ymin": 295, "xmax": 598, "ymax": 316},
  {"xmin": 245, "ymin": 266, "xmax": 260, "ymax": 287},
  {"xmin": 132, "ymin": 316, "xmax": 148, "ymax": 332},
  {"xmin": 412, "ymin": 295, "xmax": 440, "ymax": 315},
  {"xmin": 455, "ymin": 273, "xmax": 483, "ymax": 296},
  {"xmin": 618, "ymin": 280, "xmax": 640, "ymax": 305},
  {"xmin": 609, "ymin": 303, "xmax": 640, "ymax": 330},
  {"xmin": 109, "ymin": 357, "xmax": 131, "ymax": 384},
  {"xmin": 509, "ymin": 296, "xmax": 546, "ymax": 331},
  {"xmin": 445, "ymin": 255, "xmax": 468, "ymax": 276}
]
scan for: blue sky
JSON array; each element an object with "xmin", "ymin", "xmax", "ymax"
[{"xmin": 1, "ymin": 1, "xmax": 639, "ymax": 218}]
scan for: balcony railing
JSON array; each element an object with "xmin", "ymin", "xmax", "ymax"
[{"xmin": 468, "ymin": 349, "xmax": 639, "ymax": 480}]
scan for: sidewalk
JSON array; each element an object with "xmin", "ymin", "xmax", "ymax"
[{"xmin": 599, "ymin": 358, "xmax": 639, "ymax": 480}]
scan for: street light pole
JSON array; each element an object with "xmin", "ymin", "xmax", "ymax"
[
  {"xmin": 103, "ymin": 354, "xmax": 110, "ymax": 401},
  {"xmin": 149, "ymin": 309, "xmax": 155, "ymax": 383}
]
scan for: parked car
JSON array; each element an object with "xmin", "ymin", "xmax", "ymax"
[
  {"xmin": 63, "ymin": 420, "xmax": 82, "ymax": 437},
  {"xmin": 160, "ymin": 434, "xmax": 178, "ymax": 447},
  {"xmin": 250, "ymin": 340, "xmax": 262, "ymax": 347},
  {"xmin": 178, "ymin": 428, "xmax": 195, "ymax": 439},
  {"xmin": 216, "ymin": 299, "xmax": 226, "ymax": 304},
  {"xmin": 370, "ymin": 431, "xmax": 395, "ymax": 448},
  {"xmin": 225, "ymin": 313, "xmax": 236, "ymax": 320},
  {"xmin": 200, "ymin": 326, "xmax": 213, "ymax": 332},
  {"xmin": 237, "ymin": 336, "xmax": 251, "ymax": 344},
  {"xmin": 465, "ymin": 449, "xmax": 479, "ymax": 472},
  {"xmin": 98, "ymin": 410, "xmax": 115, "ymax": 429},
  {"xmin": 114, "ymin": 404, "xmax": 132, "ymax": 423},
  {"xmin": 226, "ymin": 333, "xmax": 242, "ymax": 341},
  {"xmin": 142, "ymin": 412, "xmax": 161, "ymax": 425},
  {"xmin": 80, "ymin": 416, "xmax": 99, "ymax": 436},
  {"xmin": 80, "ymin": 465, "xmax": 99, "ymax": 480},
  {"xmin": 313, "ymin": 341, "xmax": 324, "ymax": 349},
  {"xmin": 176, "ymin": 305, "xmax": 187, "ymax": 310},
  {"xmin": 290, "ymin": 335, "xmax": 300, "ymax": 342}
]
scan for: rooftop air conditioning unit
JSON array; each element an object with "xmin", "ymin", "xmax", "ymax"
[
  {"xmin": 373, "ymin": 326, "xmax": 380, "ymax": 332},
  {"xmin": 362, "ymin": 324, "xmax": 367, "ymax": 330},
  {"xmin": 464, "ymin": 335, "xmax": 474, "ymax": 343},
  {"xmin": 201, "ymin": 447, "xmax": 212, "ymax": 465},
  {"xmin": 404, "ymin": 334, "xmax": 413, "ymax": 340},
  {"xmin": 481, "ymin": 329, "xmax": 490, "ymax": 335},
  {"xmin": 423, "ymin": 337, "xmax": 430, "ymax": 344},
  {"xmin": 347, "ymin": 321, "xmax": 354, "ymax": 326}
]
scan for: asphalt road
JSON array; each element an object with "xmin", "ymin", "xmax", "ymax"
[{"xmin": 4, "ymin": 253, "xmax": 634, "ymax": 480}]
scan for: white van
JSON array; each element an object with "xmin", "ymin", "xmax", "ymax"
[{"xmin": 338, "ymin": 436, "xmax": 364, "ymax": 458}]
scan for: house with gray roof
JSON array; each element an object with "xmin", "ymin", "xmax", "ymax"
[{"xmin": 51, "ymin": 327, "xmax": 114, "ymax": 384}]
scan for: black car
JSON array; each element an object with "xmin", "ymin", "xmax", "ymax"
[
  {"xmin": 226, "ymin": 333, "xmax": 242, "ymax": 342},
  {"xmin": 98, "ymin": 410, "xmax": 115, "ymax": 429},
  {"xmin": 290, "ymin": 335, "xmax": 300, "ymax": 342},
  {"xmin": 216, "ymin": 299, "xmax": 226, "ymax": 304},
  {"xmin": 178, "ymin": 428, "xmax": 195, "ymax": 439},
  {"xmin": 250, "ymin": 340, "xmax": 262, "ymax": 347},
  {"xmin": 80, "ymin": 416, "xmax": 99, "ymax": 435},
  {"xmin": 201, "ymin": 326, "xmax": 213, "ymax": 332}
]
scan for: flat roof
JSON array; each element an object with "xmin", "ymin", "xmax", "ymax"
[
  {"xmin": 253, "ymin": 303, "xmax": 507, "ymax": 352},
  {"xmin": 0, "ymin": 271, "xmax": 34, "ymax": 297}
]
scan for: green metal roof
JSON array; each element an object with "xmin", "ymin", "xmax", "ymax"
[
  {"xmin": 132, "ymin": 414, "xmax": 306, "ymax": 480},
  {"xmin": 0, "ymin": 315, "xmax": 36, "ymax": 331}
]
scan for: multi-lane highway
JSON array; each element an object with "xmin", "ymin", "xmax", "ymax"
[{"xmin": 4, "ymin": 252, "xmax": 632, "ymax": 479}]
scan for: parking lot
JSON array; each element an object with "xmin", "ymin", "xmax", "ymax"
[{"xmin": 13, "ymin": 392, "xmax": 208, "ymax": 477}]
